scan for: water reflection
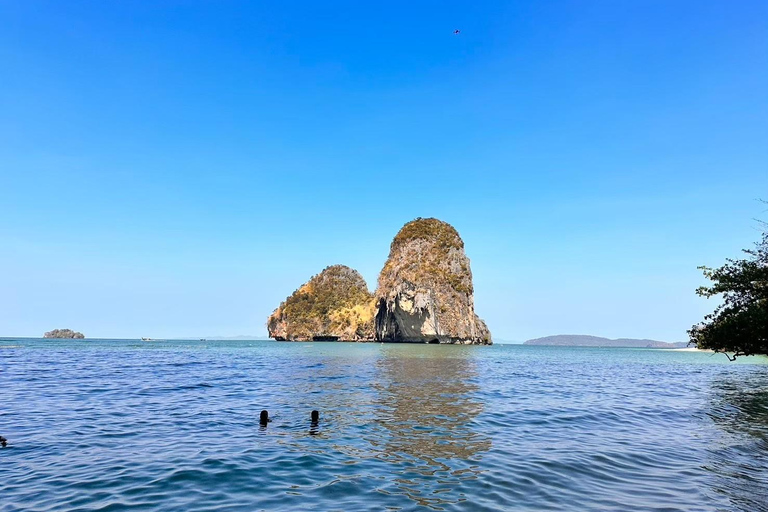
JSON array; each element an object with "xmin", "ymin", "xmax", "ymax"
[
  {"xmin": 708, "ymin": 374, "xmax": 768, "ymax": 438},
  {"xmin": 277, "ymin": 350, "xmax": 380, "ymax": 445},
  {"xmin": 706, "ymin": 372, "xmax": 768, "ymax": 512},
  {"xmin": 369, "ymin": 345, "xmax": 491, "ymax": 509}
]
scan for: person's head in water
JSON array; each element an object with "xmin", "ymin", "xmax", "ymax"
[
  {"xmin": 259, "ymin": 410, "xmax": 269, "ymax": 425},
  {"xmin": 311, "ymin": 410, "xmax": 319, "ymax": 423},
  {"xmin": 0, "ymin": 436, "xmax": 7, "ymax": 448}
]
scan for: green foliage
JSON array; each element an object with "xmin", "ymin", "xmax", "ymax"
[
  {"xmin": 446, "ymin": 273, "xmax": 473, "ymax": 295},
  {"xmin": 391, "ymin": 218, "xmax": 464, "ymax": 253},
  {"xmin": 384, "ymin": 218, "xmax": 473, "ymax": 295},
  {"xmin": 689, "ymin": 233, "xmax": 768, "ymax": 358},
  {"xmin": 273, "ymin": 265, "xmax": 375, "ymax": 340}
]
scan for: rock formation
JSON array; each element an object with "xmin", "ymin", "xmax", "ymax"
[
  {"xmin": 43, "ymin": 329, "xmax": 85, "ymax": 339},
  {"xmin": 374, "ymin": 218, "xmax": 492, "ymax": 344},
  {"xmin": 267, "ymin": 265, "xmax": 376, "ymax": 341},
  {"xmin": 266, "ymin": 219, "xmax": 492, "ymax": 345}
]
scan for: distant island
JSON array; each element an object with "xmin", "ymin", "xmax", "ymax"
[
  {"xmin": 44, "ymin": 329, "xmax": 85, "ymax": 339},
  {"xmin": 198, "ymin": 335, "xmax": 270, "ymax": 341},
  {"xmin": 524, "ymin": 335, "xmax": 688, "ymax": 349},
  {"xmin": 268, "ymin": 217, "xmax": 491, "ymax": 344}
]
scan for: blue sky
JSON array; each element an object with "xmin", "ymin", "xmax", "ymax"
[{"xmin": 1, "ymin": 1, "xmax": 766, "ymax": 341}]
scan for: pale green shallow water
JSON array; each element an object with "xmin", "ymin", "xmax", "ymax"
[{"xmin": 1, "ymin": 339, "xmax": 767, "ymax": 511}]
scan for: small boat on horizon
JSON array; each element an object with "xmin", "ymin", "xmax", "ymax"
[{"xmin": 141, "ymin": 337, "xmax": 153, "ymax": 341}]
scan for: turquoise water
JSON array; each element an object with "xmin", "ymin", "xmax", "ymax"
[{"xmin": 1, "ymin": 339, "xmax": 767, "ymax": 511}]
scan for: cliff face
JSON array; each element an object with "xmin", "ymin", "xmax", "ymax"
[
  {"xmin": 267, "ymin": 265, "xmax": 376, "ymax": 341},
  {"xmin": 44, "ymin": 329, "xmax": 85, "ymax": 339},
  {"xmin": 374, "ymin": 218, "xmax": 491, "ymax": 344}
]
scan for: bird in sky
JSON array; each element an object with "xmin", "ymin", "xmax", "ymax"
[{"xmin": 453, "ymin": 29, "xmax": 461, "ymax": 35}]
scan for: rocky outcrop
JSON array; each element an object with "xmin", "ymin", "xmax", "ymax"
[
  {"xmin": 44, "ymin": 329, "xmax": 85, "ymax": 339},
  {"xmin": 374, "ymin": 218, "xmax": 492, "ymax": 344},
  {"xmin": 267, "ymin": 265, "xmax": 376, "ymax": 341},
  {"xmin": 266, "ymin": 219, "xmax": 493, "ymax": 345}
]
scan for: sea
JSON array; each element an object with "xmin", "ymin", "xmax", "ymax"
[{"xmin": 1, "ymin": 339, "xmax": 767, "ymax": 511}]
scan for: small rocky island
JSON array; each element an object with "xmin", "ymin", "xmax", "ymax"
[
  {"xmin": 375, "ymin": 218, "xmax": 491, "ymax": 344},
  {"xmin": 268, "ymin": 265, "xmax": 376, "ymax": 341},
  {"xmin": 44, "ymin": 329, "xmax": 85, "ymax": 339},
  {"xmin": 267, "ymin": 218, "xmax": 492, "ymax": 345}
]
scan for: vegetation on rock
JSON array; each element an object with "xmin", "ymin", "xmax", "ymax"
[
  {"xmin": 266, "ymin": 219, "xmax": 492, "ymax": 345},
  {"xmin": 267, "ymin": 265, "xmax": 376, "ymax": 341},
  {"xmin": 44, "ymin": 329, "xmax": 85, "ymax": 339},
  {"xmin": 689, "ymin": 232, "xmax": 768, "ymax": 359},
  {"xmin": 391, "ymin": 217, "xmax": 464, "ymax": 253},
  {"xmin": 381, "ymin": 218, "xmax": 474, "ymax": 295}
]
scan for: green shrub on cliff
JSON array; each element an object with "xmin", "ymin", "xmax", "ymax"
[
  {"xmin": 268, "ymin": 265, "xmax": 375, "ymax": 340},
  {"xmin": 382, "ymin": 218, "xmax": 473, "ymax": 296},
  {"xmin": 391, "ymin": 217, "xmax": 464, "ymax": 253}
]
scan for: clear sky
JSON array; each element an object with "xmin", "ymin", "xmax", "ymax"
[{"xmin": 1, "ymin": 1, "xmax": 766, "ymax": 341}]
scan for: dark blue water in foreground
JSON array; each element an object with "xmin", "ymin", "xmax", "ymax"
[{"xmin": 2, "ymin": 340, "xmax": 768, "ymax": 511}]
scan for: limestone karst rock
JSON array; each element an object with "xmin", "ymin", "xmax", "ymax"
[
  {"xmin": 43, "ymin": 329, "xmax": 85, "ymax": 339},
  {"xmin": 374, "ymin": 218, "xmax": 492, "ymax": 344},
  {"xmin": 266, "ymin": 220, "xmax": 492, "ymax": 345},
  {"xmin": 267, "ymin": 265, "xmax": 376, "ymax": 341}
]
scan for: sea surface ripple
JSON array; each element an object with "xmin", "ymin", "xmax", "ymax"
[{"xmin": 1, "ymin": 340, "xmax": 768, "ymax": 511}]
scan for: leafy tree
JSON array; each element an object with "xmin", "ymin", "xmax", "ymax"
[{"xmin": 689, "ymin": 232, "xmax": 768, "ymax": 359}]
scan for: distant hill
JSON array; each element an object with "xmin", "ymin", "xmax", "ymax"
[{"xmin": 524, "ymin": 335, "xmax": 688, "ymax": 349}]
